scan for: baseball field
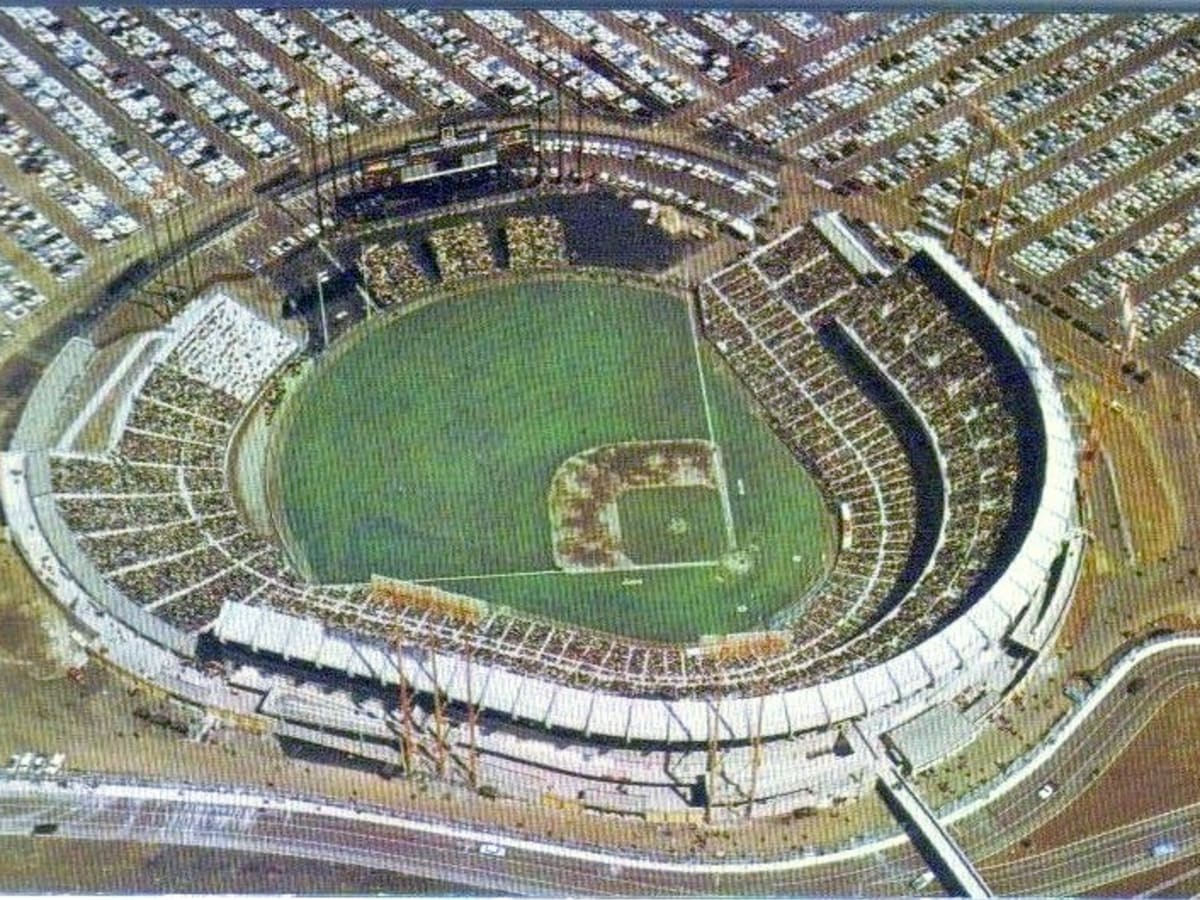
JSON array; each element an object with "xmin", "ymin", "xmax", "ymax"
[{"xmin": 271, "ymin": 276, "xmax": 835, "ymax": 642}]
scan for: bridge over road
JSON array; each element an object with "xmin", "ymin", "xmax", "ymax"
[{"xmin": 880, "ymin": 768, "xmax": 993, "ymax": 898}]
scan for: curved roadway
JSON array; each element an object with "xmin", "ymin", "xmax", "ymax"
[{"xmin": 2, "ymin": 636, "xmax": 1199, "ymax": 895}]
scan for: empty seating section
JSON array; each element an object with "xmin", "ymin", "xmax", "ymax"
[{"xmin": 168, "ymin": 294, "xmax": 300, "ymax": 403}]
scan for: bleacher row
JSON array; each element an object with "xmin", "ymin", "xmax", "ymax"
[
  {"xmin": 49, "ymin": 292, "xmax": 306, "ymax": 633},
  {"xmin": 811, "ymin": 269, "xmax": 1021, "ymax": 670},
  {"xmin": 696, "ymin": 224, "xmax": 1022, "ymax": 683}
]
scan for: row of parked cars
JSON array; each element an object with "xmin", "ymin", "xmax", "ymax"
[
  {"xmin": 467, "ymin": 10, "xmax": 624, "ymax": 109},
  {"xmin": 5, "ymin": 752, "xmax": 65, "ymax": 776},
  {"xmin": 6, "ymin": 7, "xmax": 244, "ymax": 188},
  {"xmin": 234, "ymin": 8, "xmax": 413, "ymax": 127},
  {"xmin": 540, "ymin": 10, "xmax": 701, "ymax": 111},
  {"xmin": 84, "ymin": 7, "xmax": 293, "ymax": 164},
  {"xmin": 0, "ymin": 109, "xmax": 137, "ymax": 245},
  {"xmin": 312, "ymin": 9, "xmax": 477, "ymax": 114},
  {"xmin": 389, "ymin": 10, "xmax": 542, "ymax": 111},
  {"xmin": 155, "ymin": 8, "xmax": 350, "ymax": 143},
  {"xmin": 0, "ymin": 29, "xmax": 167, "ymax": 207}
]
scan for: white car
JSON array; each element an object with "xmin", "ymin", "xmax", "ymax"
[
  {"xmin": 1037, "ymin": 782, "xmax": 1056, "ymax": 800},
  {"xmin": 478, "ymin": 843, "xmax": 507, "ymax": 858},
  {"xmin": 909, "ymin": 871, "xmax": 936, "ymax": 890}
]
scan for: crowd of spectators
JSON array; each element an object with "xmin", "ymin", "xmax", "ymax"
[
  {"xmin": 751, "ymin": 225, "xmax": 859, "ymax": 299},
  {"xmin": 504, "ymin": 215, "xmax": 567, "ymax": 270},
  {"xmin": 50, "ymin": 444, "xmax": 279, "ymax": 634},
  {"xmin": 48, "ymin": 292, "xmax": 306, "ymax": 633},
  {"xmin": 428, "ymin": 221, "xmax": 496, "ymax": 283},
  {"xmin": 700, "ymin": 257, "xmax": 919, "ymax": 666},
  {"xmin": 816, "ymin": 270, "xmax": 1021, "ymax": 670},
  {"xmin": 360, "ymin": 241, "xmax": 430, "ymax": 307}
]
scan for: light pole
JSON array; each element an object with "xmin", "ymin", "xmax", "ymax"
[{"xmin": 316, "ymin": 268, "xmax": 330, "ymax": 351}]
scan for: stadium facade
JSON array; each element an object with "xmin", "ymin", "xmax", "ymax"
[{"xmin": 1, "ymin": 215, "xmax": 1081, "ymax": 821}]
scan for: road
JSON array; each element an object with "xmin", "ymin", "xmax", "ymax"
[{"xmin": 3, "ymin": 636, "xmax": 1199, "ymax": 896}]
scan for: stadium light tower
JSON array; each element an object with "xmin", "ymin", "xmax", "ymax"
[
  {"xmin": 301, "ymin": 89, "xmax": 326, "ymax": 238},
  {"xmin": 465, "ymin": 621, "xmax": 479, "ymax": 790},
  {"xmin": 321, "ymin": 82, "xmax": 341, "ymax": 218},
  {"xmin": 556, "ymin": 46, "xmax": 566, "ymax": 183},
  {"xmin": 155, "ymin": 181, "xmax": 183, "ymax": 298},
  {"xmin": 953, "ymin": 99, "xmax": 1022, "ymax": 287},
  {"xmin": 949, "ymin": 131, "xmax": 976, "ymax": 258},
  {"xmin": 1118, "ymin": 280, "xmax": 1141, "ymax": 379},
  {"xmin": 747, "ymin": 683, "xmax": 766, "ymax": 818},
  {"xmin": 429, "ymin": 631, "xmax": 450, "ymax": 779},
  {"xmin": 977, "ymin": 117, "xmax": 1022, "ymax": 289},
  {"xmin": 573, "ymin": 59, "xmax": 584, "ymax": 184},
  {"xmin": 533, "ymin": 33, "xmax": 545, "ymax": 185},
  {"xmin": 135, "ymin": 182, "xmax": 183, "ymax": 322},
  {"xmin": 339, "ymin": 81, "xmax": 357, "ymax": 195},
  {"xmin": 395, "ymin": 628, "xmax": 416, "ymax": 776},
  {"xmin": 705, "ymin": 696, "xmax": 720, "ymax": 824}
]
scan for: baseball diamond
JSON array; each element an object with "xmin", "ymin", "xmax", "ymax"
[{"xmin": 267, "ymin": 276, "xmax": 833, "ymax": 642}]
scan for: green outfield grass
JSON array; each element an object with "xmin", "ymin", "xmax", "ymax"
[{"xmin": 272, "ymin": 276, "xmax": 836, "ymax": 642}]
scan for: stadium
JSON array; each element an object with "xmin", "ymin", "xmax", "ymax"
[{"xmin": 0, "ymin": 127, "xmax": 1081, "ymax": 821}]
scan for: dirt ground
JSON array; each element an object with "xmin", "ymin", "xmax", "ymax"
[
  {"xmin": 1005, "ymin": 686, "xmax": 1200, "ymax": 854},
  {"xmin": 1086, "ymin": 850, "xmax": 1200, "ymax": 897},
  {"xmin": 0, "ymin": 837, "xmax": 469, "ymax": 894},
  {"xmin": 1063, "ymin": 378, "xmax": 1179, "ymax": 566}
]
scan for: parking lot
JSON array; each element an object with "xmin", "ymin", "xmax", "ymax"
[{"xmin": 0, "ymin": 10, "xmax": 1195, "ymax": 369}]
